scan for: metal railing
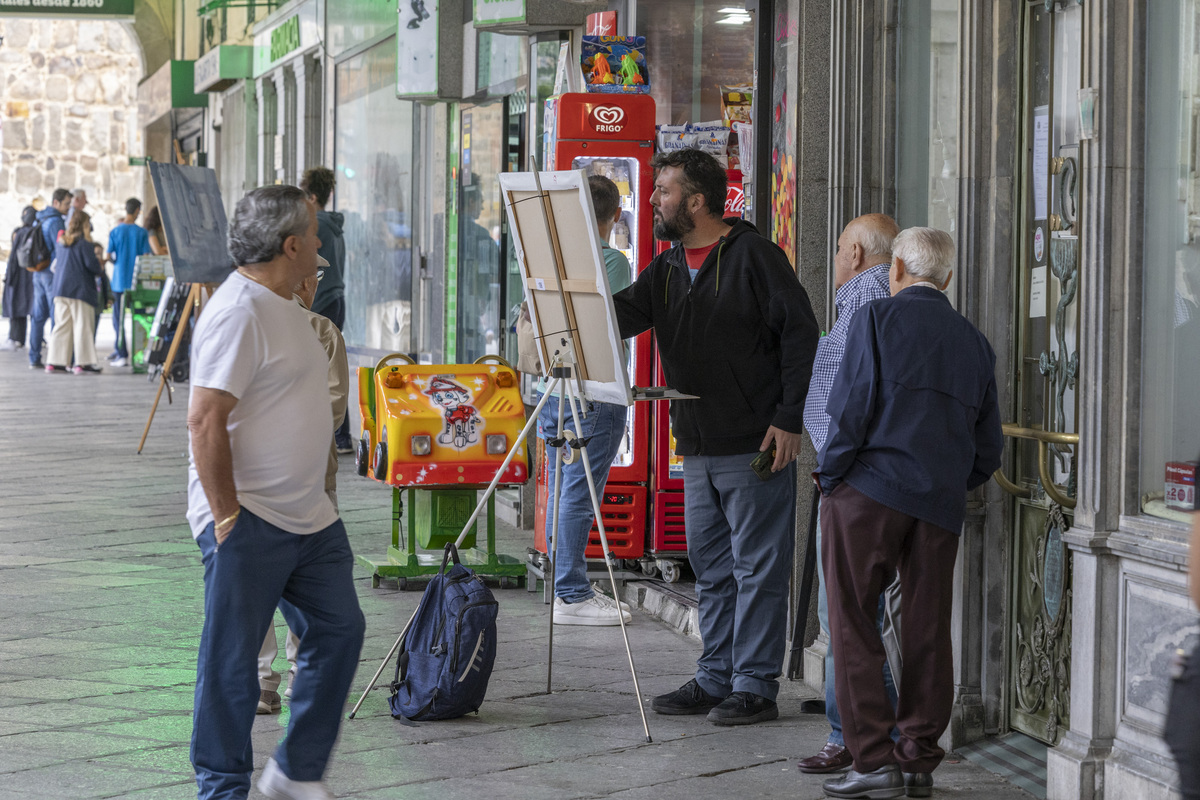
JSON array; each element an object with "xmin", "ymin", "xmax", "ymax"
[{"xmin": 993, "ymin": 423, "xmax": 1080, "ymax": 509}]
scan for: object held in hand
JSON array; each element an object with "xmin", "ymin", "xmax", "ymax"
[{"xmin": 750, "ymin": 445, "xmax": 777, "ymax": 481}]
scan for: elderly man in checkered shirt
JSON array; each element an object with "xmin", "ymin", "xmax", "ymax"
[{"xmin": 797, "ymin": 214, "xmax": 906, "ymax": 778}]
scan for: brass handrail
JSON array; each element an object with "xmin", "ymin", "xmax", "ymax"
[{"xmin": 993, "ymin": 423, "xmax": 1080, "ymax": 509}]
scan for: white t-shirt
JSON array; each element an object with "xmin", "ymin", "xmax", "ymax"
[{"xmin": 186, "ymin": 271, "xmax": 338, "ymax": 538}]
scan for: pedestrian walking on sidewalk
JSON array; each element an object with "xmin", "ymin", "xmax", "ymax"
[
  {"xmin": 186, "ymin": 184, "xmax": 364, "ymax": 800},
  {"xmin": 257, "ymin": 258, "xmax": 350, "ymax": 714},
  {"xmin": 44, "ymin": 211, "xmax": 103, "ymax": 375}
]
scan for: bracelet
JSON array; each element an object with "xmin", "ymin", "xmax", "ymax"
[{"xmin": 214, "ymin": 510, "xmax": 240, "ymax": 532}]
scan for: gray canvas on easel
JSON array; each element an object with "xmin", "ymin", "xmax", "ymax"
[
  {"xmin": 148, "ymin": 162, "xmax": 235, "ymax": 285},
  {"xmin": 499, "ymin": 169, "xmax": 633, "ymax": 407}
]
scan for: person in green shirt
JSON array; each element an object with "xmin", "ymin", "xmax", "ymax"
[{"xmin": 537, "ymin": 174, "xmax": 634, "ymax": 626}]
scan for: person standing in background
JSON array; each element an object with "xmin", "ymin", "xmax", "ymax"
[
  {"xmin": 536, "ymin": 175, "xmax": 634, "ymax": 627},
  {"xmin": 44, "ymin": 211, "xmax": 104, "ymax": 375},
  {"xmin": 2, "ymin": 206, "xmax": 39, "ymax": 351},
  {"xmin": 300, "ymin": 166, "xmax": 351, "ymax": 454},
  {"xmin": 30, "ymin": 189, "xmax": 72, "ymax": 369},
  {"xmin": 143, "ymin": 206, "xmax": 169, "ymax": 256},
  {"xmin": 65, "ymin": 188, "xmax": 88, "ymax": 227},
  {"xmin": 106, "ymin": 198, "xmax": 152, "ymax": 367}
]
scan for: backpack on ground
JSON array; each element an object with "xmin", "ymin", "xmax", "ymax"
[
  {"xmin": 14, "ymin": 226, "xmax": 51, "ymax": 272},
  {"xmin": 389, "ymin": 543, "xmax": 498, "ymax": 721}
]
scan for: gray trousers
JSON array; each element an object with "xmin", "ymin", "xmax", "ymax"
[{"xmin": 684, "ymin": 453, "xmax": 796, "ymax": 701}]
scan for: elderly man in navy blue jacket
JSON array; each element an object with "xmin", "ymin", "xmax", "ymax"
[{"xmin": 816, "ymin": 227, "xmax": 1003, "ymax": 800}]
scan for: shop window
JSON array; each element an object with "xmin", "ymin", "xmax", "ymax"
[
  {"xmin": 334, "ymin": 37, "xmax": 416, "ymax": 352},
  {"xmin": 895, "ymin": 0, "xmax": 960, "ymax": 281},
  {"xmin": 456, "ymin": 102, "xmax": 506, "ymax": 363},
  {"xmin": 1141, "ymin": 1, "xmax": 1200, "ymax": 523},
  {"xmin": 636, "ymin": 0, "xmax": 756, "ymax": 126}
]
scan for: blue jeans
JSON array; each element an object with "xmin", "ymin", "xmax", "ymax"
[
  {"xmin": 112, "ymin": 292, "xmax": 127, "ymax": 357},
  {"xmin": 537, "ymin": 393, "xmax": 626, "ymax": 603},
  {"xmin": 816, "ymin": 501, "xmax": 899, "ymax": 746},
  {"xmin": 191, "ymin": 509, "xmax": 365, "ymax": 800},
  {"xmin": 28, "ymin": 269, "xmax": 53, "ymax": 365},
  {"xmin": 684, "ymin": 453, "xmax": 796, "ymax": 701}
]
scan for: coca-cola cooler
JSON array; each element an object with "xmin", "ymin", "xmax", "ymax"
[{"xmin": 534, "ymin": 92, "xmax": 656, "ymax": 567}]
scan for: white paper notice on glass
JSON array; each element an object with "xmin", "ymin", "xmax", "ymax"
[
  {"xmin": 1033, "ymin": 106, "xmax": 1050, "ymax": 221},
  {"xmin": 1030, "ymin": 266, "xmax": 1048, "ymax": 318}
]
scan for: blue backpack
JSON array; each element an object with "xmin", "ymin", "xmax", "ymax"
[{"xmin": 389, "ymin": 544, "xmax": 499, "ymax": 721}]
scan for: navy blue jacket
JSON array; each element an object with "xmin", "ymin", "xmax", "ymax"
[
  {"xmin": 50, "ymin": 239, "xmax": 103, "ymax": 306},
  {"xmin": 614, "ymin": 219, "xmax": 820, "ymax": 456},
  {"xmin": 36, "ymin": 207, "xmax": 65, "ymax": 253},
  {"xmin": 818, "ymin": 286, "xmax": 1003, "ymax": 534}
]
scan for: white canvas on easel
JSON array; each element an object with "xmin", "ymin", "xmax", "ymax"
[{"xmin": 499, "ymin": 169, "xmax": 633, "ymax": 406}]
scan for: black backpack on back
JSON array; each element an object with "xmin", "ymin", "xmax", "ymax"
[
  {"xmin": 15, "ymin": 226, "xmax": 51, "ymax": 272},
  {"xmin": 388, "ymin": 544, "xmax": 499, "ymax": 721}
]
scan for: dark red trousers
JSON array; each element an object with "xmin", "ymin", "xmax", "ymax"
[{"xmin": 821, "ymin": 481, "xmax": 960, "ymax": 774}]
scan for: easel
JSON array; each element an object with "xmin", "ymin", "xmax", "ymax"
[
  {"xmin": 349, "ymin": 166, "xmax": 660, "ymax": 742},
  {"xmin": 136, "ymin": 281, "xmax": 213, "ymax": 454}
]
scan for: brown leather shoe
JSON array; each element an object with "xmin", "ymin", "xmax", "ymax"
[{"xmin": 798, "ymin": 742, "xmax": 853, "ymax": 774}]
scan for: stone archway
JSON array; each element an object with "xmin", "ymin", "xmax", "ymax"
[{"xmin": 0, "ymin": 17, "xmax": 148, "ymax": 250}]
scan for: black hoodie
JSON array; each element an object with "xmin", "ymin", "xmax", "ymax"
[{"xmin": 614, "ymin": 219, "xmax": 819, "ymax": 457}]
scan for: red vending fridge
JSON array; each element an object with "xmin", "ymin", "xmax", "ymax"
[{"xmin": 533, "ymin": 92, "xmax": 656, "ymax": 566}]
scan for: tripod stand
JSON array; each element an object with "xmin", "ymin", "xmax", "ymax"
[{"xmin": 349, "ymin": 351, "xmax": 653, "ymax": 743}]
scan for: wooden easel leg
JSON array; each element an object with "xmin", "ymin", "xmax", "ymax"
[{"xmin": 137, "ymin": 282, "xmax": 201, "ymax": 454}]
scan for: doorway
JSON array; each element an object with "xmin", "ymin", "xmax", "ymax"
[{"xmin": 996, "ymin": 0, "xmax": 1083, "ymax": 746}]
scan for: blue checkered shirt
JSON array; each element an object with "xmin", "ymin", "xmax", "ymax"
[{"xmin": 804, "ymin": 263, "xmax": 892, "ymax": 453}]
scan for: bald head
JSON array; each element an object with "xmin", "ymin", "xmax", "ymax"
[{"xmin": 834, "ymin": 213, "xmax": 900, "ymax": 289}]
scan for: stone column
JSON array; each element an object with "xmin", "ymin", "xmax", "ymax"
[
  {"xmin": 292, "ymin": 56, "xmax": 308, "ymax": 180},
  {"xmin": 274, "ymin": 66, "xmax": 288, "ymax": 184},
  {"xmin": 1046, "ymin": 2, "xmax": 1141, "ymax": 797},
  {"xmin": 256, "ymin": 76, "xmax": 275, "ymax": 188}
]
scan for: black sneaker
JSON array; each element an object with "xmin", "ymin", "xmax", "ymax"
[
  {"xmin": 30, "ymin": 360, "xmax": 44, "ymax": 369},
  {"xmin": 651, "ymin": 678, "xmax": 725, "ymax": 715},
  {"xmin": 706, "ymin": 691, "xmax": 779, "ymax": 726}
]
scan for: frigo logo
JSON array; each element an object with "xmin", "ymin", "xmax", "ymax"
[{"xmin": 590, "ymin": 105, "xmax": 626, "ymax": 133}]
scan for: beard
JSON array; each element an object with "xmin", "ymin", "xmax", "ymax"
[{"xmin": 653, "ymin": 202, "xmax": 695, "ymax": 242}]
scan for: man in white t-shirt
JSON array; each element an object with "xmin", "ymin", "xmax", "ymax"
[{"xmin": 186, "ymin": 185, "xmax": 365, "ymax": 800}]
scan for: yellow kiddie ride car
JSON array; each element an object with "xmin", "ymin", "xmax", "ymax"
[{"xmin": 354, "ymin": 354, "xmax": 529, "ymax": 588}]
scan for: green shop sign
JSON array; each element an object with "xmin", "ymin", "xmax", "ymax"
[
  {"xmin": 0, "ymin": 0, "xmax": 133, "ymax": 17},
  {"xmin": 270, "ymin": 15, "xmax": 300, "ymax": 63},
  {"xmin": 252, "ymin": 0, "xmax": 317, "ymax": 77}
]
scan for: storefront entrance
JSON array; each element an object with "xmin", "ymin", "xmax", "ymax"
[{"xmin": 995, "ymin": 1, "xmax": 1083, "ymax": 746}]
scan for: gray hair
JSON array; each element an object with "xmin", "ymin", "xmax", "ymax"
[
  {"xmin": 228, "ymin": 185, "xmax": 310, "ymax": 266},
  {"xmin": 892, "ymin": 227, "xmax": 955, "ymax": 285}
]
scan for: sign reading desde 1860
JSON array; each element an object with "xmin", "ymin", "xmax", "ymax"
[
  {"xmin": 269, "ymin": 14, "xmax": 301, "ymax": 62},
  {"xmin": 0, "ymin": 0, "xmax": 134, "ymax": 15}
]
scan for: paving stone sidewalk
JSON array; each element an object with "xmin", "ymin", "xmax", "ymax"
[{"xmin": 0, "ymin": 323, "xmax": 1031, "ymax": 799}]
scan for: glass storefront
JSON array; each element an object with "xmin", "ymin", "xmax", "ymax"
[
  {"xmin": 637, "ymin": 1, "xmax": 756, "ymax": 127},
  {"xmin": 1141, "ymin": 0, "xmax": 1200, "ymax": 521},
  {"xmin": 896, "ymin": 0, "xmax": 960, "ymax": 237},
  {"xmin": 896, "ymin": 0, "xmax": 960, "ymax": 297},
  {"xmin": 334, "ymin": 36, "xmax": 416, "ymax": 352},
  {"xmin": 456, "ymin": 102, "xmax": 506, "ymax": 362}
]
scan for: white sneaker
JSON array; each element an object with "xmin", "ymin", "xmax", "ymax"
[
  {"xmin": 553, "ymin": 596, "xmax": 632, "ymax": 626},
  {"xmin": 590, "ymin": 586, "xmax": 632, "ymax": 612},
  {"xmin": 258, "ymin": 758, "xmax": 334, "ymax": 800},
  {"xmin": 0, "ymin": 340, "xmax": 20, "ymax": 351},
  {"xmin": 109, "ymin": 356, "xmax": 128, "ymax": 367},
  {"xmin": 284, "ymin": 667, "xmax": 296, "ymax": 699}
]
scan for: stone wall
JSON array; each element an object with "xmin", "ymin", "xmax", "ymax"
[{"xmin": 0, "ymin": 18, "xmax": 143, "ymax": 254}]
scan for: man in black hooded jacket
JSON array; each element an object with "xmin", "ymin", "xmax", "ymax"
[{"xmin": 614, "ymin": 149, "xmax": 819, "ymax": 725}]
